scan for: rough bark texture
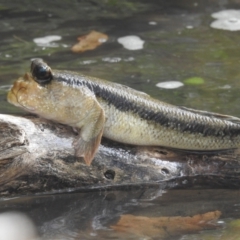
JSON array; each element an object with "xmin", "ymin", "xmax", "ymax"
[{"xmin": 0, "ymin": 114, "xmax": 240, "ymax": 197}]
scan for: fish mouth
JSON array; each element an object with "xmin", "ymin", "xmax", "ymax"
[
  {"xmin": 7, "ymin": 87, "xmax": 22, "ymax": 107},
  {"xmin": 7, "ymin": 78, "xmax": 36, "ymax": 112}
]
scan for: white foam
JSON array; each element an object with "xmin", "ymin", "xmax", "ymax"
[
  {"xmin": 211, "ymin": 10, "xmax": 240, "ymax": 31},
  {"xmin": 117, "ymin": 35, "xmax": 144, "ymax": 50},
  {"xmin": 33, "ymin": 35, "xmax": 62, "ymax": 47},
  {"xmin": 156, "ymin": 81, "xmax": 184, "ymax": 89}
]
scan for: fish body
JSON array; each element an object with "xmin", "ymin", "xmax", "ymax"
[{"xmin": 7, "ymin": 59, "xmax": 240, "ymax": 165}]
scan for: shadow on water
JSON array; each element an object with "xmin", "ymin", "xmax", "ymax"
[{"xmin": 1, "ymin": 0, "xmax": 240, "ymax": 239}]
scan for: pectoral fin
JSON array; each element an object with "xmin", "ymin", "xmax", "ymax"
[
  {"xmin": 73, "ymin": 128, "xmax": 104, "ymax": 166},
  {"xmin": 73, "ymin": 104, "xmax": 105, "ymax": 166}
]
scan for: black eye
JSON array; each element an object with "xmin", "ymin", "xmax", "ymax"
[{"xmin": 31, "ymin": 58, "xmax": 53, "ymax": 84}]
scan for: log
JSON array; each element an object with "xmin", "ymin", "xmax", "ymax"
[{"xmin": 1, "ymin": 114, "xmax": 240, "ymax": 197}]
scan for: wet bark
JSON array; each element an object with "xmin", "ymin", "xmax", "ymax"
[{"xmin": 0, "ymin": 114, "xmax": 240, "ymax": 197}]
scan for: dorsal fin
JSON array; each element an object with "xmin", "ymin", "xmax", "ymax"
[{"xmin": 179, "ymin": 106, "xmax": 240, "ymax": 124}]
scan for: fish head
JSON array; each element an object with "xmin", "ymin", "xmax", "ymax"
[
  {"xmin": 7, "ymin": 71, "xmax": 51, "ymax": 113},
  {"xmin": 7, "ymin": 59, "xmax": 78, "ymax": 123}
]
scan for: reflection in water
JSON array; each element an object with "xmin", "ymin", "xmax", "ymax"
[
  {"xmin": 111, "ymin": 211, "xmax": 221, "ymax": 238},
  {"xmin": 0, "ymin": 188, "xmax": 240, "ymax": 239}
]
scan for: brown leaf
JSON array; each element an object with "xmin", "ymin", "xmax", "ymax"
[
  {"xmin": 111, "ymin": 211, "xmax": 221, "ymax": 239},
  {"xmin": 71, "ymin": 30, "xmax": 108, "ymax": 53}
]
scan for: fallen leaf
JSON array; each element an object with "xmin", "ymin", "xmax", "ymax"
[
  {"xmin": 111, "ymin": 211, "xmax": 221, "ymax": 239},
  {"xmin": 71, "ymin": 30, "xmax": 108, "ymax": 53}
]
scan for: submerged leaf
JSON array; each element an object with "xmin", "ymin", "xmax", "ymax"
[
  {"xmin": 111, "ymin": 211, "xmax": 221, "ymax": 239},
  {"xmin": 71, "ymin": 30, "xmax": 108, "ymax": 53},
  {"xmin": 184, "ymin": 77, "xmax": 205, "ymax": 85}
]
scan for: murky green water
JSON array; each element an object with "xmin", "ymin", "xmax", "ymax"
[{"xmin": 1, "ymin": 0, "xmax": 240, "ymax": 239}]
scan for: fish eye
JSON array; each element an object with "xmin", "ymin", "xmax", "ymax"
[{"xmin": 31, "ymin": 58, "xmax": 53, "ymax": 84}]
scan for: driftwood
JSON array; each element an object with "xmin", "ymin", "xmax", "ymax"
[{"xmin": 1, "ymin": 113, "xmax": 240, "ymax": 197}]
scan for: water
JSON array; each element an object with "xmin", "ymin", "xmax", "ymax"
[{"xmin": 1, "ymin": 0, "xmax": 240, "ymax": 239}]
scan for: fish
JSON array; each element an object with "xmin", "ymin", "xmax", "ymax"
[{"xmin": 7, "ymin": 59, "xmax": 240, "ymax": 165}]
